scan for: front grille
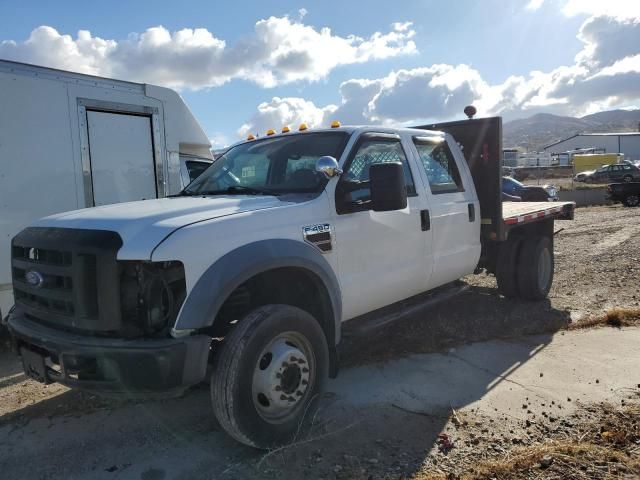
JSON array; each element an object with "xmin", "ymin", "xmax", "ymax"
[
  {"xmin": 12, "ymin": 253, "xmax": 79, "ymax": 317},
  {"xmin": 11, "ymin": 227, "xmax": 122, "ymax": 333},
  {"xmin": 12, "ymin": 246, "xmax": 72, "ymax": 266}
]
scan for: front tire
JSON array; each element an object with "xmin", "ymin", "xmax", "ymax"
[
  {"xmin": 211, "ymin": 304, "xmax": 329, "ymax": 448},
  {"xmin": 516, "ymin": 236, "xmax": 554, "ymax": 301}
]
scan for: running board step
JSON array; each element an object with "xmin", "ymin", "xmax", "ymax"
[{"xmin": 342, "ymin": 281, "xmax": 469, "ymax": 337}]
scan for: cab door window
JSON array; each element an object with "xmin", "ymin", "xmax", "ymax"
[{"xmin": 336, "ymin": 136, "xmax": 416, "ymax": 214}]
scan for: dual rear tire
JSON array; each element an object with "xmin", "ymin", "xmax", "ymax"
[{"xmin": 496, "ymin": 235, "xmax": 554, "ymax": 301}]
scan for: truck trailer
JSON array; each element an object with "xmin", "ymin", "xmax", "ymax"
[
  {"xmin": 0, "ymin": 60, "xmax": 213, "ymax": 319},
  {"xmin": 6, "ymin": 114, "xmax": 574, "ymax": 448}
]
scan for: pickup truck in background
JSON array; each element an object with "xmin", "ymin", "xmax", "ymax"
[
  {"xmin": 6, "ymin": 114, "xmax": 575, "ymax": 448},
  {"xmin": 0, "ymin": 60, "xmax": 213, "ymax": 321},
  {"xmin": 607, "ymin": 182, "xmax": 640, "ymax": 207}
]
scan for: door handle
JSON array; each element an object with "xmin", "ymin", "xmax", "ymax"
[
  {"xmin": 420, "ymin": 209, "xmax": 430, "ymax": 231},
  {"xmin": 468, "ymin": 203, "xmax": 475, "ymax": 222}
]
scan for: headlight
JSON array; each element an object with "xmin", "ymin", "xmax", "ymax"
[{"xmin": 119, "ymin": 261, "xmax": 186, "ymax": 336}]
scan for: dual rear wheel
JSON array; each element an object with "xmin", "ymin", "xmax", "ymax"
[{"xmin": 496, "ymin": 235, "xmax": 554, "ymax": 301}]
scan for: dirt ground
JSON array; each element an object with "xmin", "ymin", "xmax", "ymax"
[{"xmin": 1, "ymin": 204, "xmax": 639, "ymax": 480}]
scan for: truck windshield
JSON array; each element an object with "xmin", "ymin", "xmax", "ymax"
[{"xmin": 185, "ymin": 132, "xmax": 349, "ymax": 196}]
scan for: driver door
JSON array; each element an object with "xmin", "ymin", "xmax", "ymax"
[{"xmin": 331, "ymin": 133, "xmax": 433, "ymax": 321}]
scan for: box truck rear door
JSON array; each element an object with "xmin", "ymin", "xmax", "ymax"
[{"xmin": 86, "ymin": 111, "xmax": 157, "ymax": 206}]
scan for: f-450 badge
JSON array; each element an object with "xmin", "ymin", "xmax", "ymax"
[{"xmin": 302, "ymin": 224, "xmax": 332, "ymax": 253}]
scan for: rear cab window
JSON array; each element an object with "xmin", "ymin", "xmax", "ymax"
[{"xmin": 412, "ymin": 137, "xmax": 465, "ymax": 194}]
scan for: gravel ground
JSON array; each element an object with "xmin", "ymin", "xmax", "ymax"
[{"xmin": 0, "ymin": 204, "xmax": 639, "ymax": 479}]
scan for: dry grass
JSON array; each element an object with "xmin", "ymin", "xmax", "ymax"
[
  {"xmin": 417, "ymin": 403, "xmax": 640, "ymax": 480},
  {"xmin": 569, "ymin": 307, "xmax": 640, "ymax": 330}
]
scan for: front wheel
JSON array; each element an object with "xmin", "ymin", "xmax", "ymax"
[
  {"xmin": 211, "ymin": 304, "xmax": 329, "ymax": 448},
  {"xmin": 624, "ymin": 194, "xmax": 640, "ymax": 207}
]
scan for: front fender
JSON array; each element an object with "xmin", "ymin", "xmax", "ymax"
[{"xmin": 174, "ymin": 239, "xmax": 343, "ymax": 345}]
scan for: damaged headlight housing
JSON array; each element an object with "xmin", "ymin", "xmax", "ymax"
[{"xmin": 119, "ymin": 261, "xmax": 186, "ymax": 337}]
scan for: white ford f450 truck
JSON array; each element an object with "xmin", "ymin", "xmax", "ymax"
[{"xmin": 7, "ymin": 115, "xmax": 574, "ymax": 448}]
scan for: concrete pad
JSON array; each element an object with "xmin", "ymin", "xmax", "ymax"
[{"xmin": 328, "ymin": 327, "xmax": 640, "ymax": 419}]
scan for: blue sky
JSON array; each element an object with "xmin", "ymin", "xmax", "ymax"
[{"xmin": 1, "ymin": 0, "xmax": 638, "ymax": 147}]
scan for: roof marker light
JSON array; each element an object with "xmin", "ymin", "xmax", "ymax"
[
  {"xmin": 247, "ymin": 134, "xmax": 256, "ymax": 140},
  {"xmin": 266, "ymin": 129, "xmax": 276, "ymax": 136},
  {"xmin": 299, "ymin": 123, "xmax": 308, "ymax": 131},
  {"xmin": 331, "ymin": 120, "xmax": 341, "ymax": 128},
  {"xmin": 282, "ymin": 125, "xmax": 291, "ymax": 133}
]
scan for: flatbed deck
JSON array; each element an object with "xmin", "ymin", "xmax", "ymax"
[
  {"xmin": 502, "ymin": 201, "xmax": 574, "ymax": 225},
  {"xmin": 502, "ymin": 202, "xmax": 575, "ymax": 225}
]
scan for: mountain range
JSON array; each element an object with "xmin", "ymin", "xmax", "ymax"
[{"xmin": 503, "ymin": 109, "xmax": 640, "ymax": 152}]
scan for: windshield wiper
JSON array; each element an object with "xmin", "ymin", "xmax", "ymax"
[{"xmin": 186, "ymin": 185, "xmax": 281, "ymax": 196}]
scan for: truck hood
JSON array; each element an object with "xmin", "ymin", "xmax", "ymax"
[{"xmin": 34, "ymin": 196, "xmax": 289, "ymax": 259}]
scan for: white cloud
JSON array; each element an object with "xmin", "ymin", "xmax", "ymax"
[
  {"xmin": 368, "ymin": 65, "xmax": 490, "ymax": 122},
  {"xmin": 575, "ymin": 16, "xmax": 640, "ymax": 68},
  {"xmin": 238, "ymin": 12, "xmax": 640, "ymax": 136},
  {"xmin": 526, "ymin": 0, "xmax": 545, "ymax": 11},
  {"xmin": 298, "ymin": 8, "xmax": 308, "ymax": 20},
  {"xmin": 209, "ymin": 132, "xmax": 231, "ymax": 149},
  {"xmin": 0, "ymin": 18, "xmax": 417, "ymax": 90},
  {"xmin": 238, "ymin": 97, "xmax": 336, "ymax": 137}
]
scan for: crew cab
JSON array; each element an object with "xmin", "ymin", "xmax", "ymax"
[
  {"xmin": 607, "ymin": 182, "xmax": 640, "ymax": 207},
  {"xmin": 6, "ymin": 116, "xmax": 575, "ymax": 448}
]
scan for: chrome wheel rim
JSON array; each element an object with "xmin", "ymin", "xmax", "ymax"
[
  {"xmin": 252, "ymin": 332, "xmax": 314, "ymax": 423},
  {"xmin": 537, "ymin": 247, "xmax": 552, "ymax": 292}
]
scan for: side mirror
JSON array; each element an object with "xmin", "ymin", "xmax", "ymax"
[
  {"xmin": 316, "ymin": 156, "xmax": 343, "ymax": 179},
  {"xmin": 370, "ymin": 162, "xmax": 407, "ymax": 212}
]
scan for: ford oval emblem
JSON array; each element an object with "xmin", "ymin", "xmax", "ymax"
[{"xmin": 25, "ymin": 270, "xmax": 44, "ymax": 288}]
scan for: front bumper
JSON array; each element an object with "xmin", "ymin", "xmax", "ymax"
[{"xmin": 8, "ymin": 309, "xmax": 210, "ymax": 396}]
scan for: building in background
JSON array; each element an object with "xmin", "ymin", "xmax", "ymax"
[
  {"xmin": 503, "ymin": 148, "xmax": 519, "ymax": 167},
  {"xmin": 543, "ymin": 133, "xmax": 640, "ymax": 161},
  {"xmin": 502, "ymin": 148, "xmax": 553, "ymax": 167}
]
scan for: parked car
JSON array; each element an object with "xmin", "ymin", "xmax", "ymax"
[
  {"xmin": 502, "ymin": 176, "xmax": 558, "ymax": 201},
  {"xmin": 584, "ymin": 164, "xmax": 640, "ymax": 184},
  {"xmin": 607, "ymin": 182, "xmax": 640, "ymax": 207},
  {"xmin": 621, "ymin": 159, "xmax": 640, "ymax": 169},
  {"xmin": 574, "ymin": 170, "xmax": 595, "ymax": 182}
]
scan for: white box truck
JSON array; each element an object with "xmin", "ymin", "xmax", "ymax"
[{"xmin": 0, "ymin": 60, "xmax": 213, "ymax": 319}]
